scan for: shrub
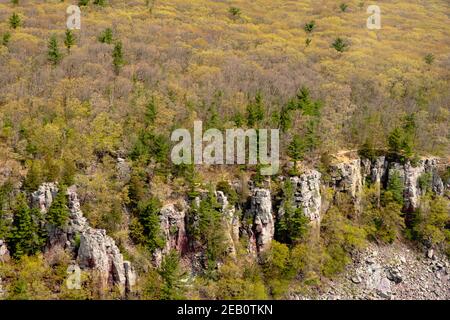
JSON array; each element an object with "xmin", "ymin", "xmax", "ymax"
[
  {"xmin": 320, "ymin": 207, "xmax": 366, "ymax": 275},
  {"xmin": 363, "ymin": 191, "xmax": 405, "ymax": 243},
  {"xmin": 1, "ymin": 254, "xmax": 53, "ymax": 299},
  {"xmin": 332, "ymin": 37, "xmax": 348, "ymax": 52},
  {"xmin": 339, "ymin": 3, "xmax": 348, "ymax": 12},
  {"xmin": 261, "ymin": 241, "xmax": 294, "ymax": 298},
  {"xmin": 98, "ymin": 28, "xmax": 113, "ymax": 44},
  {"xmin": 2, "ymin": 32, "xmax": 11, "ymax": 46},
  {"xmin": 304, "ymin": 21, "xmax": 316, "ymax": 33},
  {"xmin": 47, "ymin": 34, "xmax": 62, "ymax": 65},
  {"xmin": 424, "ymin": 53, "xmax": 435, "ymax": 65},
  {"xmin": 228, "ymin": 7, "xmax": 241, "ymax": 19},
  {"xmin": 216, "ymin": 180, "xmax": 238, "ymax": 206},
  {"xmin": 409, "ymin": 196, "xmax": 449, "ymax": 249},
  {"xmin": 9, "ymin": 13, "xmax": 21, "ymax": 29}
]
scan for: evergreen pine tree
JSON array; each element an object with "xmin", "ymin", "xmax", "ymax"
[
  {"xmin": 144, "ymin": 98, "xmax": 157, "ymax": 127},
  {"xmin": 93, "ymin": 0, "xmax": 106, "ymax": 6},
  {"xmin": 64, "ymin": 29, "xmax": 76, "ymax": 53},
  {"xmin": 131, "ymin": 198, "xmax": 165, "ymax": 252},
  {"xmin": 112, "ymin": 41, "xmax": 124, "ymax": 74},
  {"xmin": 332, "ymin": 37, "xmax": 348, "ymax": 52},
  {"xmin": 98, "ymin": 28, "xmax": 113, "ymax": 44},
  {"xmin": 9, "ymin": 13, "xmax": 21, "ymax": 29},
  {"xmin": 7, "ymin": 193, "xmax": 45, "ymax": 259},
  {"xmin": 246, "ymin": 92, "xmax": 264, "ymax": 126},
  {"xmin": 388, "ymin": 127, "xmax": 404, "ymax": 154},
  {"xmin": 2, "ymin": 32, "xmax": 11, "ymax": 46},
  {"xmin": 287, "ymin": 135, "xmax": 306, "ymax": 167},
  {"xmin": 47, "ymin": 34, "xmax": 62, "ymax": 65},
  {"xmin": 386, "ymin": 171, "xmax": 404, "ymax": 205},
  {"xmin": 304, "ymin": 21, "xmax": 316, "ymax": 33},
  {"xmin": 47, "ymin": 186, "xmax": 70, "ymax": 227},
  {"xmin": 159, "ymin": 250, "xmax": 185, "ymax": 299},
  {"xmin": 277, "ymin": 180, "xmax": 310, "ymax": 244}
]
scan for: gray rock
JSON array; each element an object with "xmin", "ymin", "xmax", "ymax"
[
  {"xmin": 31, "ymin": 183, "xmax": 134, "ymax": 296},
  {"xmin": 31, "ymin": 182, "xmax": 58, "ymax": 213},
  {"xmin": 124, "ymin": 261, "xmax": 136, "ymax": 294},
  {"xmin": 351, "ymin": 276, "xmax": 362, "ymax": 284},
  {"xmin": 389, "ymin": 158, "xmax": 444, "ymax": 212},
  {"xmin": 386, "ymin": 267, "xmax": 403, "ymax": 284},
  {"xmin": 283, "ymin": 170, "xmax": 322, "ymax": 222},
  {"xmin": 247, "ymin": 188, "xmax": 274, "ymax": 252},
  {"xmin": 216, "ymin": 191, "xmax": 240, "ymax": 257},
  {"xmin": 0, "ymin": 276, "xmax": 4, "ymax": 298},
  {"xmin": 77, "ymin": 227, "xmax": 127, "ymax": 295},
  {"xmin": 154, "ymin": 202, "xmax": 188, "ymax": 266},
  {"xmin": 330, "ymin": 159, "xmax": 363, "ymax": 212},
  {"xmin": 0, "ymin": 240, "xmax": 9, "ymax": 263}
]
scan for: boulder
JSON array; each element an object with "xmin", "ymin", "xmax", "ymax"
[
  {"xmin": 386, "ymin": 267, "xmax": 403, "ymax": 284},
  {"xmin": 366, "ymin": 263, "xmax": 392, "ymax": 299}
]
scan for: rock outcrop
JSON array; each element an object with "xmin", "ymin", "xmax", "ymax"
[
  {"xmin": 285, "ymin": 170, "xmax": 322, "ymax": 222},
  {"xmin": 0, "ymin": 276, "xmax": 4, "ymax": 299},
  {"xmin": 330, "ymin": 159, "xmax": 363, "ymax": 212},
  {"xmin": 246, "ymin": 188, "xmax": 274, "ymax": 253},
  {"xmin": 0, "ymin": 239, "xmax": 9, "ymax": 263},
  {"xmin": 32, "ymin": 183, "xmax": 135, "ymax": 295},
  {"xmin": 31, "ymin": 182, "xmax": 58, "ymax": 213},
  {"xmin": 388, "ymin": 158, "xmax": 444, "ymax": 211},
  {"xmin": 216, "ymin": 191, "xmax": 240, "ymax": 258},
  {"xmin": 154, "ymin": 202, "xmax": 188, "ymax": 266}
]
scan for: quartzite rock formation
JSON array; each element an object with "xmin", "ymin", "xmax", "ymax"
[{"xmin": 31, "ymin": 183, "xmax": 135, "ymax": 295}]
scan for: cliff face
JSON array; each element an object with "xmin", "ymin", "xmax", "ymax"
[
  {"xmin": 149, "ymin": 156, "xmax": 447, "ymax": 267},
  {"xmin": 0, "ymin": 156, "xmax": 447, "ymax": 298}
]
